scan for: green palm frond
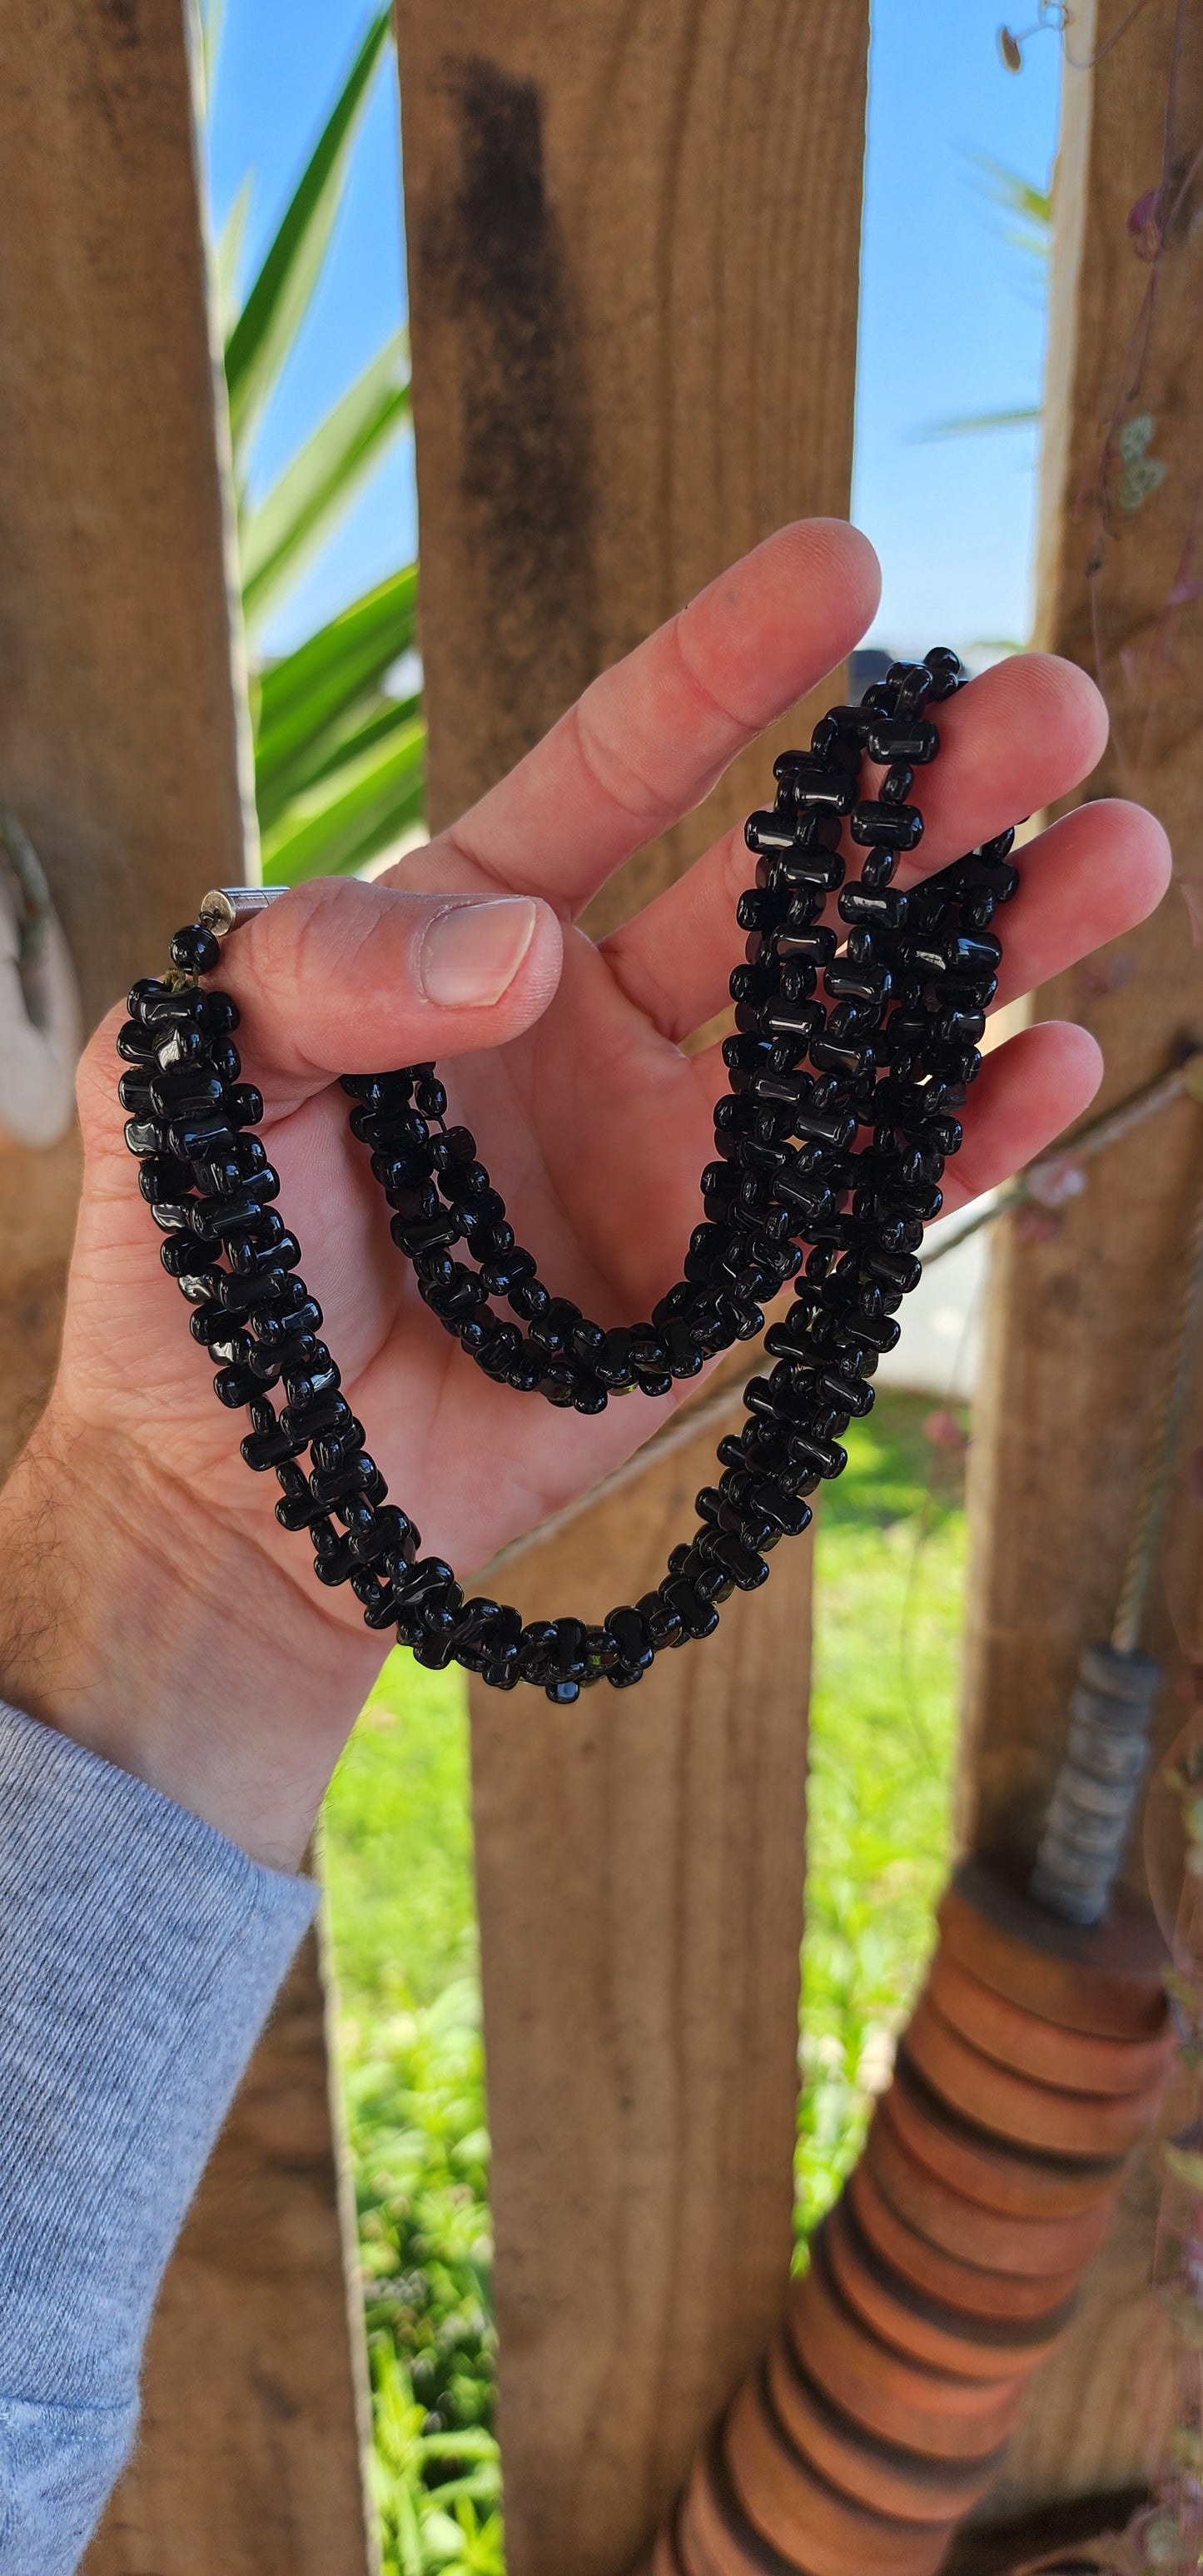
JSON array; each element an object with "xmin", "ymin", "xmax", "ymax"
[
  {"xmin": 199, "ymin": 0, "xmax": 225, "ymax": 109},
  {"xmin": 224, "ymin": 7, "xmax": 392, "ymax": 470},
  {"xmin": 254, "ymin": 567, "xmax": 418, "ymax": 811},
  {"xmin": 968, "ymin": 153, "xmax": 1052, "ymax": 261},
  {"xmin": 240, "ymin": 332, "xmax": 412, "ymax": 636},
  {"xmin": 213, "ymin": 174, "xmax": 253, "ymax": 342},
  {"xmin": 915, "ymin": 405, "xmax": 1041, "ymax": 442},
  {"xmin": 216, "ymin": 12, "xmax": 426, "ymax": 906},
  {"xmin": 260, "ymin": 709, "xmax": 425, "ymax": 883}
]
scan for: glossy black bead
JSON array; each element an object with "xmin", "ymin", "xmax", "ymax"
[
  {"xmin": 170, "ymin": 922, "xmax": 220, "ymax": 974},
  {"xmin": 127, "ymin": 976, "xmax": 170, "ymax": 1021},
  {"xmin": 923, "ymin": 645, "xmax": 962, "ymax": 694},
  {"xmin": 117, "ymin": 1069, "xmax": 155, "ymax": 1114},
  {"xmin": 166, "ymin": 1112, "xmax": 235, "ymax": 1161},
  {"xmin": 153, "ymin": 1022, "xmax": 208, "ymax": 1072},
  {"xmin": 483, "ymin": 1251, "xmax": 539, "ymax": 1300},
  {"xmin": 241, "ymin": 1420, "xmax": 306, "ymax": 1470},
  {"xmin": 117, "ymin": 1019, "xmax": 158, "ymax": 1066},
  {"xmin": 138, "ymin": 1157, "xmax": 191, "ymax": 1210},
  {"xmin": 661, "ymin": 1577, "xmax": 720, "ymax": 1642},
  {"xmin": 341, "ymin": 1072, "xmax": 415, "ymax": 1108},
  {"xmin": 225, "ymin": 1083, "xmax": 265, "ymax": 1129},
  {"xmin": 779, "ymin": 766, "xmax": 858, "ymax": 814},
  {"xmin": 281, "ymin": 1386, "xmax": 351, "ymax": 1443},
  {"xmin": 147, "ymin": 1065, "xmax": 223, "ymax": 1121},
  {"xmin": 849, "ymin": 799, "xmax": 923, "ymax": 852},
  {"xmin": 838, "ymin": 883, "xmax": 907, "ymax": 931},
  {"xmin": 865, "ymin": 718, "xmax": 938, "ymax": 765}
]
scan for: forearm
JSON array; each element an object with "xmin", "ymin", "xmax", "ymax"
[
  {"xmin": 0, "ymin": 1405, "xmax": 382, "ymax": 1870},
  {"xmin": 0, "ymin": 1696, "xmax": 316, "ymax": 2574}
]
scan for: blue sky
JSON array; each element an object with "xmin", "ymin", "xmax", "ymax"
[{"xmin": 206, "ymin": 0, "xmax": 1061, "ymax": 664}]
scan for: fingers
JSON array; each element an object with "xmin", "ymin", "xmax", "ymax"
[
  {"xmin": 939, "ymin": 1020, "xmax": 1103, "ymax": 1212},
  {"xmin": 880, "ymin": 652, "xmax": 1109, "ymax": 879},
  {"xmin": 393, "ymin": 520, "xmax": 881, "ymax": 918},
  {"xmin": 604, "ymin": 668, "xmax": 1159, "ymax": 1047},
  {"xmin": 991, "ymin": 799, "xmax": 1171, "ymax": 1008},
  {"xmin": 78, "ymin": 878, "xmax": 564, "ymax": 1143}
]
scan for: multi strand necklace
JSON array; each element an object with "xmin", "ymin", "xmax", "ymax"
[{"xmin": 117, "ymin": 649, "xmax": 1017, "ymax": 1702}]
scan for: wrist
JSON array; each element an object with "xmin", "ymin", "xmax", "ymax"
[{"xmin": 0, "ymin": 1405, "xmax": 381, "ymax": 1869}]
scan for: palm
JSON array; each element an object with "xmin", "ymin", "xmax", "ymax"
[{"xmin": 65, "ymin": 524, "xmax": 1169, "ymax": 1621}]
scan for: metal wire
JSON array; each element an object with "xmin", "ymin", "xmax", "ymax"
[{"xmin": 922, "ymin": 1050, "xmax": 1203, "ymax": 1272}]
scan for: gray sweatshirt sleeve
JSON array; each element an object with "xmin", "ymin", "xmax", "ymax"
[{"xmin": 0, "ymin": 1698, "xmax": 317, "ymax": 2574}]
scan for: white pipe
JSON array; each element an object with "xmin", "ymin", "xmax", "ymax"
[{"xmin": 0, "ymin": 812, "xmax": 82, "ymax": 1150}]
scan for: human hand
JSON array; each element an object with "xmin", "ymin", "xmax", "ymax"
[{"xmin": 0, "ymin": 521, "xmax": 1171, "ymax": 1862}]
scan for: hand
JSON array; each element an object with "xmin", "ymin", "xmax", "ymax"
[{"xmin": 0, "ymin": 521, "xmax": 1170, "ymax": 1865}]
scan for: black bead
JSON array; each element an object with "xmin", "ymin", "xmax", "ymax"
[
  {"xmin": 849, "ymin": 800, "xmax": 923, "ymax": 853},
  {"xmin": 170, "ymin": 922, "xmax": 221, "ymax": 975}
]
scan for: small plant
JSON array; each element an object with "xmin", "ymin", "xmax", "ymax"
[{"xmin": 343, "ymin": 1981, "xmax": 503, "ymax": 2574}]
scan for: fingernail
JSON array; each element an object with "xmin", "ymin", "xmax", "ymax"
[{"xmin": 418, "ymin": 898, "xmax": 539, "ymax": 1008}]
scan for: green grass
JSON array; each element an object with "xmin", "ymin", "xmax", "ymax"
[
  {"xmin": 325, "ymin": 1654, "xmax": 476, "ymax": 2023},
  {"xmin": 321, "ymin": 1387, "xmax": 967, "ymax": 2569},
  {"xmin": 798, "ymin": 1390, "xmax": 967, "ymax": 2244}
]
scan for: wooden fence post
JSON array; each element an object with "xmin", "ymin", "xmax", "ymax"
[
  {"xmin": 953, "ymin": 0, "xmax": 1203, "ymax": 2547},
  {"xmin": 394, "ymin": 9, "xmax": 869, "ymax": 2569},
  {"xmin": 0, "ymin": 4, "xmax": 373, "ymax": 2567}
]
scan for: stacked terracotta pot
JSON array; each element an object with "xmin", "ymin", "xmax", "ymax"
[{"xmin": 656, "ymin": 1864, "xmax": 1171, "ymax": 2576}]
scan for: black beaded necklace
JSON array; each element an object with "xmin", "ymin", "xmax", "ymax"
[{"xmin": 117, "ymin": 649, "xmax": 1017, "ymax": 1702}]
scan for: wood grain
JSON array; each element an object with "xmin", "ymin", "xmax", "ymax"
[
  {"xmin": 0, "ymin": 4, "xmax": 370, "ymax": 2563},
  {"xmin": 395, "ymin": 0, "xmax": 870, "ymax": 925},
  {"xmin": 956, "ymin": 0, "xmax": 1203, "ymax": 2541},
  {"xmin": 0, "ymin": 0, "xmax": 252, "ymax": 1470},
  {"xmin": 470, "ymin": 1414, "xmax": 814, "ymax": 2576},
  {"xmin": 394, "ymin": 10, "xmax": 870, "ymax": 2567}
]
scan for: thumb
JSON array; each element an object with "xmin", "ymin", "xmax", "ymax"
[{"xmin": 183, "ymin": 877, "xmax": 563, "ymax": 1109}]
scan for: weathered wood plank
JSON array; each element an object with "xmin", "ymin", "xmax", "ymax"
[
  {"xmin": 956, "ymin": 0, "xmax": 1203, "ymax": 2539},
  {"xmin": 471, "ymin": 1411, "xmax": 808, "ymax": 2576},
  {"xmin": 397, "ymin": 0, "xmax": 869, "ymax": 913},
  {"xmin": 0, "ymin": 5, "xmax": 370, "ymax": 2564},
  {"xmin": 396, "ymin": 8, "xmax": 869, "ymax": 2567},
  {"xmin": 0, "ymin": 0, "xmax": 251, "ymax": 1469},
  {"xmin": 471, "ymin": 1405, "xmax": 813, "ymax": 2576}
]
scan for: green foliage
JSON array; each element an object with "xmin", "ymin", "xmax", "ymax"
[
  {"xmin": 240, "ymin": 334, "xmax": 413, "ymax": 634},
  {"xmin": 344, "ymin": 1984, "xmax": 500, "ymax": 2574},
  {"xmin": 796, "ymin": 1393, "xmax": 965, "ymax": 2245},
  {"xmin": 918, "ymin": 404, "xmax": 1041, "ymax": 441},
  {"xmin": 224, "ymin": 10, "xmax": 394, "ymax": 469},
  {"xmin": 968, "ymin": 154, "xmax": 1051, "ymax": 265},
  {"xmin": 325, "ymin": 1647, "xmax": 476, "ymax": 2022},
  {"xmin": 209, "ymin": 2, "xmax": 425, "ymax": 882}
]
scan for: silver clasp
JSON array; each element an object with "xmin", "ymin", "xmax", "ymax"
[{"xmin": 198, "ymin": 886, "xmax": 288, "ymax": 937}]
